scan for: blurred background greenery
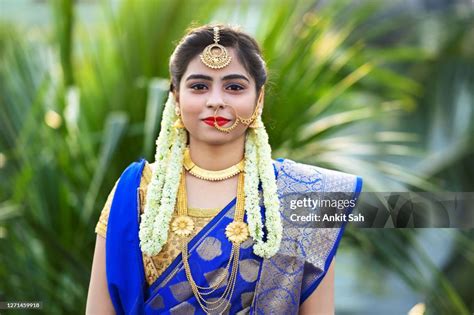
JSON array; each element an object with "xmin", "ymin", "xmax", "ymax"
[{"xmin": 0, "ymin": 0, "xmax": 473, "ymax": 314}]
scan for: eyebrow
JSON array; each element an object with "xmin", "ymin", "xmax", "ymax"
[{"xmin": 185, "ymin": 74, "xmax": 250, "ymax": 83}]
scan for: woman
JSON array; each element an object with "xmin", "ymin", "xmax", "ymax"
[{"xmin": 86, "ymin": 24, "xmax": 362, "ymax": 315}]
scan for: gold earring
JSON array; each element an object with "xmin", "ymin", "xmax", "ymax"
[
  {"xmin": 174, "ymin": 107, "xmax": 185, "ymax": 129},
  {"xmin": 248, "ymin": 115, "xmax": 262, "ymax": 129},
  {"xmin": 249, "ymin": 88, "xmax": 264, "ymax": 129},
  {"xmin": 248, "ymin": 105, "xmax": 263, "ymax": 129}
]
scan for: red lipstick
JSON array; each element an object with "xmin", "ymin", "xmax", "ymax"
[{"xmin": 202, "ymin": 116, "xmax": 231, "ymax": 127}]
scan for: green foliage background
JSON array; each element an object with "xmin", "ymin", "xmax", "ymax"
[{"xmin": 0, "ymin": 0, "xmax": 473, "ymax": 314}]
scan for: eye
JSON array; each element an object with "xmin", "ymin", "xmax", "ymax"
[
  {"xmin": 190, "ymin": 83, "xmax": 207, "ymax": 90},
  {"xmin": 226, "ymin": 84, "xmax": 244, "ymax": 91}
]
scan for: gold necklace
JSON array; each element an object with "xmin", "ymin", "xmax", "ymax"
[
  {"xmin": 170, "ymin": 167, "xmax": 249, "ymax": 314},
  {"xmin": 183, "ymin": 147, "xmax": 244, "ymax": 181}
]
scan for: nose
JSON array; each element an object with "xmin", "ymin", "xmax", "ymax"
[{"xmin": 206, "ymin": 90, "xmax": 226, "ymax": 110}]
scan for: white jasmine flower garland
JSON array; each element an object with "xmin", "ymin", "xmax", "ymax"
[
  {"xmin": 139, "ymin": 93, "xmax": 186, "ymax": 255},
  {"xmin": 151, "ymin": 128, "xmax": 187, "ymax": 250},
  {"xmin": 248, "ymin": 116, "xmax": 282, "ymax": 258},
  {"xmin": 244, "ymin": 131, "xmax": 264, "ymax": 241}
]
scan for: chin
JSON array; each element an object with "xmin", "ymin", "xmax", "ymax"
[
  {"xmin": 189, "ymin": 132, "xmax": 243, "ymax": 147},
  {"xmin": 201, "ymin": 137, "xmax": 235, "ymax": 146},
  {"xmin": 187, "ymin": 125, "xmax": 247, "ymax": 145}
]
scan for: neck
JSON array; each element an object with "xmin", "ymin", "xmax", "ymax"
[{"xmin": 188, "ymin": 136, "xmax": 245, "ymax": 171}]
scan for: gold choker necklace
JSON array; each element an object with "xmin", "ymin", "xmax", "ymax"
[{"xmin": 183, "ymin": 148, "xmax": 244, "ymax": 181}]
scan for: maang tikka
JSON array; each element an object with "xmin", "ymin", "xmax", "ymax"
[{"xmin": 200, "ymin": 26, "xmax": 232, "ymax": 69}]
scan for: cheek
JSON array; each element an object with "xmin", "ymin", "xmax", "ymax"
[
  {"xmin": 181, "ymin": 106, "xmax": 201, "ymax": 122},
  {"xmin": 180, "ymin": 94, "xmax": 203, "ymax": 114},
  {"xmin": 238, "ymin": 95, "xmax": 258, "ymax": 116}
]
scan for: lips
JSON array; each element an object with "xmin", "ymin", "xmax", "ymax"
[{"xmin": 202, "ymin": 116, "xmax": 231, "ymax": 127}]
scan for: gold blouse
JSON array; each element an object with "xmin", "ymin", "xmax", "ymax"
[{"xmin": 95, "ymin": 162, "xmax": 222, "ymax": 285}]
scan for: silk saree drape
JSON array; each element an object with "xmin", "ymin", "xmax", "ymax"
[{"xmin": 104, "ymin": 158, "xmax": 362, "ymax": 314}]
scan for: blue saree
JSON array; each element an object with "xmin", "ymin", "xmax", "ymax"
[{"xmin": 105, "ymin": 158, "xmax": 362, "ymax": 314}]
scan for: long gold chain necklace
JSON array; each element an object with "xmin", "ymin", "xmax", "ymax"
[
  {"xmin": 170, "ymin": 167, "xmax": 249, "ymax": 314},
  {"xmin": 183, "ymin": 147, "xmax": 245, "ymax": 181}
]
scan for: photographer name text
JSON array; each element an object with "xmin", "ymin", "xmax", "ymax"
[{"xmin": 289, "ymin": 213, "xmax": 364, "ymax": 222}]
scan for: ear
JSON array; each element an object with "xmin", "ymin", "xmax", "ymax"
[
  {"xmin": 172, "ymin": 90, "xmax": 180, "ymax": 111},
  {"xmin": 257, "ymin": 86, "xmax": 265, "ymax": 109},
  {"xmin": 172, "ymin": 90, "xmax": 179, "ymax": 102}
]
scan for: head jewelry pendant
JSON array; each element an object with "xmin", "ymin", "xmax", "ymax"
[{"xmin": 200, "ymin": 26, "xmax": 232, "ymax": 69}]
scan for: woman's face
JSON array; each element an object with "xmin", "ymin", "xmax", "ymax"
[{"xmin": 175, "ymin": 47, "xmax": 260, "ymax": 147}]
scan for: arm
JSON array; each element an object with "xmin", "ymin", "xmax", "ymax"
[
  {"xmin": 86, "ymin": 235, "xmax": 116, "ymax": 315},
  {"xmin": 299, "ymin": 259, "xmax": 335, "ymax": 315}
]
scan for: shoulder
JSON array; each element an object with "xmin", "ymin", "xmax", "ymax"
[
  {"xmin": 138, "ymin": 161, "xmax": 154, "ymax": 213},
  {"xmin": 121, "ymin": 159, "xmax": 148, "ymax": 177},
  {"xmin": 109, "ymin": 159, "xmax": 151, "ymax": 202},
  {"xmin": 273, "ymin": 157, "xmax": 363, "ymax": 193},
  {"xmin": 142, "ymin": 161, "xmax": 154, "ymax": 183},
  {"xmin": 133, "ymin": 160, "xmax": 153, "ymax": 190}
]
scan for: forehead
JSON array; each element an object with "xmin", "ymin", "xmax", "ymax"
[{"xmin": 182, "ymin": 47, "xmax": 254, "ymax": 83}]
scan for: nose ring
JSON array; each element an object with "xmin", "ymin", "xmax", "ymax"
[{"xmin": 213, "ymin": 104, "xmax": 239, "ymax": 133}]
